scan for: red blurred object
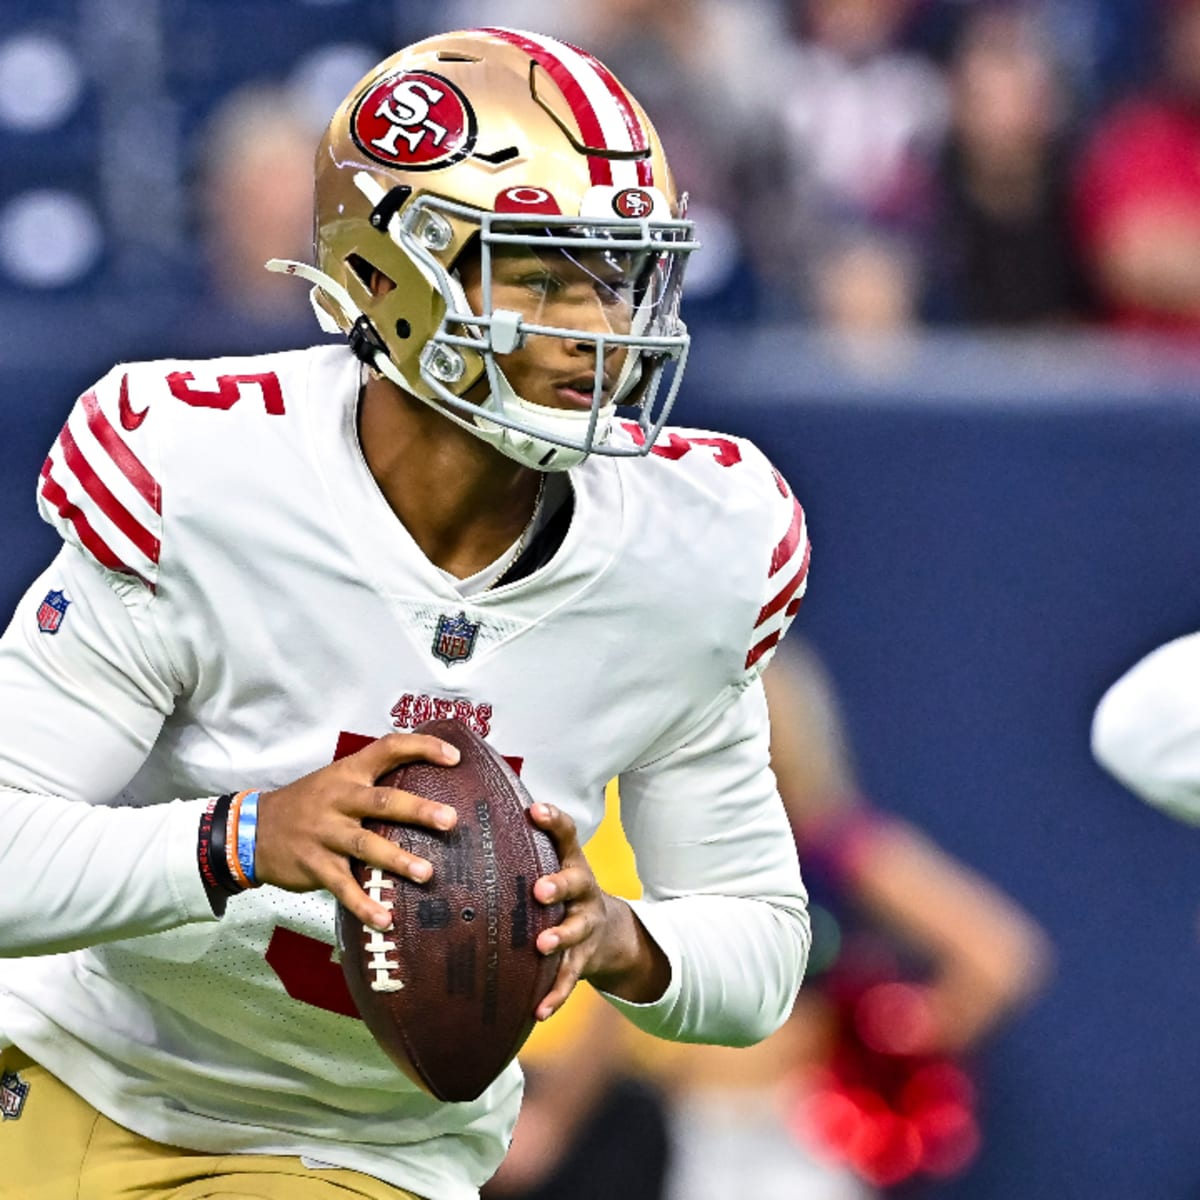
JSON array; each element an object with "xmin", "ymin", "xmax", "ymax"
[
  {"xmin": 789, "ymin": 939, "xmax": 983, "ymax": 1188},
  {"xmin": 855, "ymin": 981, "xmax": 939, "ymax": 1056}
]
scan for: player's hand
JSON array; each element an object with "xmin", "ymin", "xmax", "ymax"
[
  {"xmin": 529, "ymin": 802, "xmax": 671, "ymax": 1019},
  {"xmin": 254, "ymin": 733, "xmax": 460, "ymax": 930}
]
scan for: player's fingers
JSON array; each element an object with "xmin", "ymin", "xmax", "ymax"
[
  {"xmin": 360, "ymin": 785, "xmax": 458, "ymax": 831},
  {"xmin": 536, "ymin": 907, "xmax": 595, "ymax": 954},
  {"xmin": 355, "ymin": 732, "xmax": 461, "ymax": 778},
  {"xmin": 528, "ymin": 802, "xmax": 581, "ymax": 855},
  {"xmin": 533, "ymin": 864, "xmax": 594, "ymax": 905},
  {"xmin": 320, "ymin": 856, "xmax": 393, "ymax": 932},
  {"xmin": 536, "ymin": 954, "xmax": 583, "ymax": 1020},
  {"xmin": 334, "ymin": 825, "xmax": 435, "ymax": 885}
]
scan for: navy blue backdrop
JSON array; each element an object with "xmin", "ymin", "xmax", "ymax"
[{"xmin": 3, "ymin": 319, "xmax": 1200, "ymax": 1199}]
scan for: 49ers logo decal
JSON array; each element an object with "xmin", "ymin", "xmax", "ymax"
[
  {"xmin": 613, "ymin": 188, "xmax": 655, "ymax": 218},
  {"xmin": 351, "ymin": 70, "xmax": 477, "ymax": 170}
]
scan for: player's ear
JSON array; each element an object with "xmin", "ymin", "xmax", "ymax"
[
  {"xmin": 347, "ymin": 254, "xmax": 396, "ymax": 298},
  {"xmin": 369, "ymin": 268, "xmax": 396, "ymax": 298}
]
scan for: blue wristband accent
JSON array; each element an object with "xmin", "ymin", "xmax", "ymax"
[{"xmin": 237, "ymin": 791, "xmax": 260, "ymax": 886}]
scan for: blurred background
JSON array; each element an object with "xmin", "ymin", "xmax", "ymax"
[{"xmin": 3, "ymin": 0, "xmax": 1200, "ymax": 1196}]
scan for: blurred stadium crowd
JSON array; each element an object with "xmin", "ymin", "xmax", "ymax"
[
  {"xmin": 2, "ymin": 4, "xmax": 1198, "ymax": 1200},
  {"xmin": 4, "ymin": 0, "xmax": 1200, "ymax": 339}
]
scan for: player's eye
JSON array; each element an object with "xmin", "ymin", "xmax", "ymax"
[
  {"xmin": 595, "ymin": 279, "xmax": 633, "ymax": 307},
  {"xmin": 516, "ymin": 272, "xmax": 559, "ymax": 296}
]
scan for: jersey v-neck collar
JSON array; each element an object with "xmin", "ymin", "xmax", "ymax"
[{"xmin": 301, "ymin": 347, "xmax": 624, "ymax": 616}]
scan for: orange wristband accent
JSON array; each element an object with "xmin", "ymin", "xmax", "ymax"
[{"xmin": 225, "ymin": 790, "xmax": 255, "ymax": 890}]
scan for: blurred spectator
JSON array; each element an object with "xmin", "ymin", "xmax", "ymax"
[
  {"xmin": 766, "ymin": 644, "xmax": 1052, "ymax": 1056},
  {"xmin": 805, "ymin": 230, "xmax": 923, "ymax": 381},
  {"xmin": 813, "ymin": 231, "xmax": 921, "ymax": 333},
  {"xmin": 650, "ymin": 643, "xmax": 1053, "ymax": 1198},
  {"xmin": 928, "ymin": 6, "xmax": 1090, "ymax": 325},
  {"xmin": 759, "ymin": 0, "xmax": 949, "ymax": 316},
  {"xmin": 194, "ymin": 83, "xmax": 319, "ymax": 320},
  {"xmin": 1073, "ymin": 0, "xmax": 1200, "ymax": 330},
  {"xmin": 780, "ymin": 0, "xmax": 948, "ymax": 220}
]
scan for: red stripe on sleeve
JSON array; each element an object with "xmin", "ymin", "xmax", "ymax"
[
  {"xmin": 80, "ymin": 389, "xmax": 161, "ymax": 514},
  {"xmin": 481, "ymin": 28, "xmax": 613, "ymax": 185},
  {"xmin": 58, "ymin": 425, "xmax": 161, "ymax": 564},
  {"xmin": 745, "ymin": 630, "xmax": 782, "ymax": 672},
  {"xmin": 755, "ymin": 541, "xmax": 811, "ymax": 628},
  {"xmin": 769, "ymin": 497, "xmax": 805, "ymax": 576},
  {"xmin": 40, "ymin": 467, "xmax": 141, "ymax": 580}
]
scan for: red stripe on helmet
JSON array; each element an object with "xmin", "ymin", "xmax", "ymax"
[
  {"xmin": 481, "ymin": 27, "xmax": 614, "ymax": 186},
  {"xmin": 573, "ymin": 46, "xmax": 654, "ymax": 186}
]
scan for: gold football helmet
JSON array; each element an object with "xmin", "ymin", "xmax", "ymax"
[{"xmin": 269, "ymin": 27, "xmax": 698, "ymax": 470}]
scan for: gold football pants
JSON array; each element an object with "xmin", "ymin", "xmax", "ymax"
[{"xmin": 0, "ymin": 1049, "xmax": 423, "ymax": 1200}]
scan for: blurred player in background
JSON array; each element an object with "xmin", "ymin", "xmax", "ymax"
[
  {"xmin": 0, "ymin": 27, "xmax": 812, "ymax": 1200},
  {"xmin": 1092, "ymin": 633, "xmax": 1200, "ymax": 821},
  {"xmin": 488, "ymin": 642, "xmax": 1052, "ymax": 1200}
]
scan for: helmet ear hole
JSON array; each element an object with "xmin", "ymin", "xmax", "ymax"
[
  {"xmin": 348, "ymin": 254, "xmax": 396, "ymax": 297},
  {"xmin": 347, "ymin": 254, "xmax": 375, "ymax": 286}
]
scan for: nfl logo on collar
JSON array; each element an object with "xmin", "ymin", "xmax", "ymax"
[
  {"xmin": 432, "ymin": 611, "xmax": 480, "ymax": 666},
  {"xmin": 36, "ymin": 590, "xmax": 70, "ymax": 634},
  {"xmin": 0, "ymin": 1070, "xmax": 29, "ymax": 1120}
]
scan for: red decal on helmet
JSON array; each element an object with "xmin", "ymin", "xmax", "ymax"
[
  {"xmin": 351, "ymin": 70, "xmax": 477, "ymax": 170},
  {"xmin": 494, "ymin": 186, "xmax": 563, "ymax": 215},
  {"xmin": 613, "ymin": 188, "xmax": 655, "ymax": 219},
  {"xmin": 481, "ymin": 28, "xmax": 655, "ymax": 189},
  {"xmin": 572, "ymin": 47, "xmax": 654, "ymax": 187}
]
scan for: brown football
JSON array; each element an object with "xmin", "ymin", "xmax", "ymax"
[{"xmin": 335, "ymin": 718, "xmax": 563, "ymax": 1102}]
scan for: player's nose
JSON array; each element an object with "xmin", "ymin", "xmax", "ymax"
[{"xmin": 567, "ymin": 306, "xmax": 624, "ymax": 358}]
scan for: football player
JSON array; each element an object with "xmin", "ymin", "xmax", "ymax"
[
  {"xmin": 1093, "ymin": 633, "xmax": 1200, "ymax": 822},
  {"xmin": 0, "ymin": 27, "xmax": 811, "ymax": 1200}
]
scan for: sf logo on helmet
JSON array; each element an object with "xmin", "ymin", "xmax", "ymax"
[
  {"xmin": 613, "ymin": 188, "xmax": 655, "ymax": 219},
  {"xmin": 352, "ymin": 70, "xmax": 478, "ymax": 170}
]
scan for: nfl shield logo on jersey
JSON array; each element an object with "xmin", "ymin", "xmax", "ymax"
[
  {"xmin": 432, "ymin": 611, "xmax": 479, "ymax": 665},
  {"xmin": 0, "ymin": 1070, "xmax": 29, "ymax": 1120},
  {"xmin": 36, "ymin": 589, "xmax": 70, "ymax": 634}
]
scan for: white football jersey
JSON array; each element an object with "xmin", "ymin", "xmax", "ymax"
[
  {"xmin": 0, "ymin": 345, "xmax": 810, "ymax": 1199},
  {"xmin": 1092, "ymin": 633, "xmax": 1200, "ymax": 824}
]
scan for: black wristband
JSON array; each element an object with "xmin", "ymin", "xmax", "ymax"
[{"xmin": 198, "ymin": 793, "xmax": 243, "ymax": 914}]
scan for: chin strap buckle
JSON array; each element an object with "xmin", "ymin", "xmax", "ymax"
[{"xmin": 348, "ymin": 315, "xmax": 388, "ymax": 366}]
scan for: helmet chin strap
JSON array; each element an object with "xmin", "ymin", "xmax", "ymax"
[
  {"xmin": 471, "ymin": 370, "xmax": 614, "ymax": 471},
  {"xmin": 266, "ymin": 257, "xmax": 614, "ymax": 472}
]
